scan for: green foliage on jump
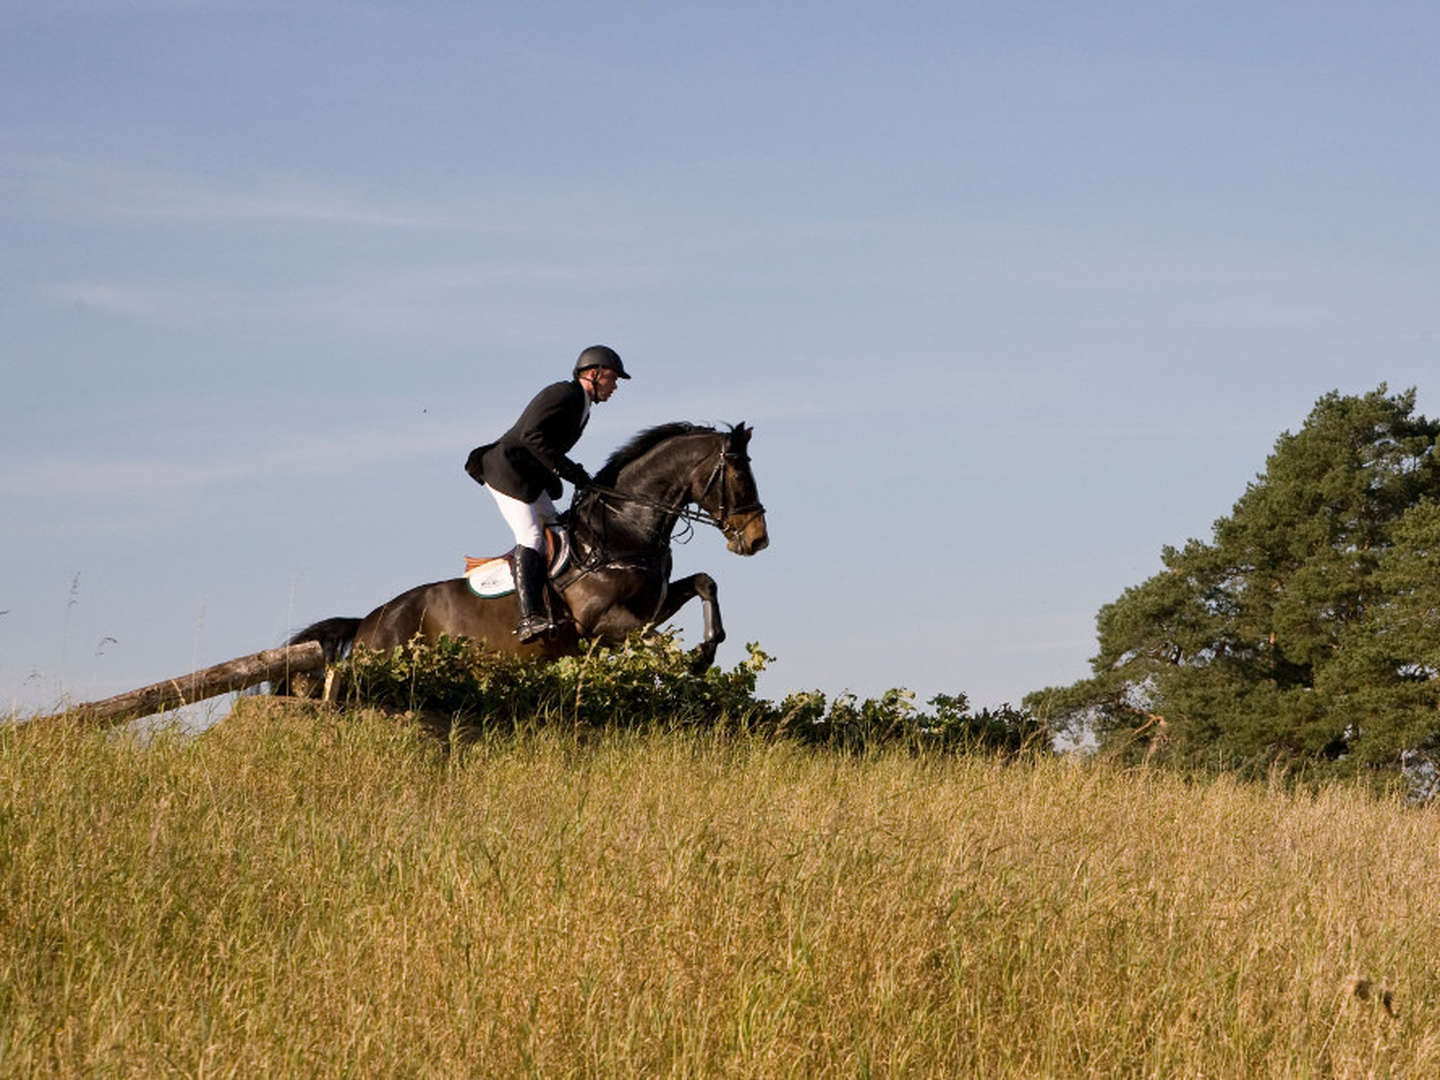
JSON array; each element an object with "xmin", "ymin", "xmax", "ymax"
[
  {"xmin": 1027, "ymin": 385, "xmax": 1440, "ymax": 783},
  {"xmin": 331, "ymin": 632, "xmax": 1047, "ymax": 756}
]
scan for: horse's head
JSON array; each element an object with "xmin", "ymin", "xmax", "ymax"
[
  {"xmin": 693, "ymin": 423, "xmax": 769, "ymax": 555},
  {"xmin": 586, "ymin": 420, "xmax": 770, "ymax": 555}
]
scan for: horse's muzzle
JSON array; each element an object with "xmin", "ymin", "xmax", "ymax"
[{"xmin": 726, "ymin": 511, "xmax": 769, "ymax": 555}]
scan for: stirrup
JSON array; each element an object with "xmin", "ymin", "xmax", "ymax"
[{"xmin": 515, "ymin": 614, "xmax": 556, "ymax": 643}]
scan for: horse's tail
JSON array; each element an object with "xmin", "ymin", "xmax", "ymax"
[
  {"xmin": 288, "ymin": 616, "xmax": 361, "ymax": 660},
  {"xmin": 273, "ymin": 616, "xmax": 362, "ymax": 697}
]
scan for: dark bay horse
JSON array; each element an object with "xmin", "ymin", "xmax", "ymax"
[{"xmin": 282, "ymin": 422, "xmax": 768, "ymax": 688}]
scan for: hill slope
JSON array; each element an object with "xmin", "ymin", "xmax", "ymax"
[{"xmin": 3, "ymin": 702, "xmax": 1435, "ymax": 1076}]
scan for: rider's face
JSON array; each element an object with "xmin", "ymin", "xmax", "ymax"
[{"xmin": 585, "ymin": 368, "xmax": 620, "ymax": 403}]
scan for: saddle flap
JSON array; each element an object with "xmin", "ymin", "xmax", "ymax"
[{"xmin": 463, "ymin": 527, "xmax": 570, "ymax": 598}]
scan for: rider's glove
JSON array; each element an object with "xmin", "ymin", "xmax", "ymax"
[{"xmin": 562, "ymin": 462, "xmax": 593, "ymax": 489}]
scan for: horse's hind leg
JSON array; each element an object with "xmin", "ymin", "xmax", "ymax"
[{"xmin": 652, "ymin": 573, "xmax": 726, "ymax": 673}]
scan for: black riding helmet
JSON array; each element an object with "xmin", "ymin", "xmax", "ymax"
[{"xmin": 573, "ymin": 344, "xmax": 631, "ymax": 380}]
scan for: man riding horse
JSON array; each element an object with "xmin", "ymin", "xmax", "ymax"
[{"xmin": 464, "ymin": 345, "xmax": 630, "ymax": 642}]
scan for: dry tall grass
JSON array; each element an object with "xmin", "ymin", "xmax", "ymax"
[{"xmin": 3, "ymin": 701, "xmax": 1438, "ymax": 1077}]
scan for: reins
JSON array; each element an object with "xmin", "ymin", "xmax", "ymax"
[
  {"xmin": 582, "ymin": 451, "xmax": 764, "ymax": 537},
  {"xmin": 582, "ymin": 482, "xmax": 720, "ymax": 532}
]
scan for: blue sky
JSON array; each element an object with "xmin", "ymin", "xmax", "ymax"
[{"xmin": 4, "ymin": 0, "xmax": 1438, "ymax": 716}]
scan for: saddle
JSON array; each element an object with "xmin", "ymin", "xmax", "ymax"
[{"xmin": 463, "ymin": 527, "xmax": 573, "ymax": 598}]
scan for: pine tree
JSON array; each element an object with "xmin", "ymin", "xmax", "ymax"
[{"xmin": 1027, "ymin": 386, "xmax": 1440, "ymax": 780}]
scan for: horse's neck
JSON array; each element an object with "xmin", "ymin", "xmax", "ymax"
[
  {"xmin": 621, "ymin": 457, "xmax": 689, "ymax": 506},
  {"xmin": 604, "ymin": 469, "xmax": 683, "ymax": 544},
  {"xmin": 577, "ymin": 439, "xmax": 706, "ymax": 550}
]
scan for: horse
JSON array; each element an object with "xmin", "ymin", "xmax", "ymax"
[{"xmin": 280, "ymin": 422, "xmax": 768, "ymax": 693}]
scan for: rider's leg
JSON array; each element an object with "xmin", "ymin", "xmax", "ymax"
[
  {"xmin": 489, "ymin": 488, "xmax": 559, "ymax": 639},
  {"xmin": 489, "ymin": 488, "xmax": 554, "ymax": 551},
  {"xmin": 510, "ymin": 544, "xmax": 553, "ymax": 641}
]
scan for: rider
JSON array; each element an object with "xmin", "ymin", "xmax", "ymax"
[{"xmin": 464, "ymin": 345, "xmax": 630, "ymax": 641}]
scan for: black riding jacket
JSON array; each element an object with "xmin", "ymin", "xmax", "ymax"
[{"xmin": 465, "ymin": 379, "xmax": 590, "ymax": 502}]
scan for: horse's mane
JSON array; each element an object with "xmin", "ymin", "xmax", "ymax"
[{"xmin": 593, "ymin": 422, "xmax": 719, "ymax": 486}]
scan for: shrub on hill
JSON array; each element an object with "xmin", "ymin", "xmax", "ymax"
[{"xmin": 328, "ymin": 632, "xmax": 1046, "ymax": 756}]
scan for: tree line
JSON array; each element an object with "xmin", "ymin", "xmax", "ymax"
[{"xmin": 1026, "ymin": 385, "xmax": 1440, "ymax": 786}]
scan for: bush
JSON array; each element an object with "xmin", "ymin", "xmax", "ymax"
[
  {"xmin": 328, "ymin": 633, "xmax": 1048, "ymax": 756},
  {"xmin": 772, "ymin": 687, "xmax": 1048, "ymax": 754}
]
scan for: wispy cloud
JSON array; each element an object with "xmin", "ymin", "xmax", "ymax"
[
  {"xmin": 3, "ymin": 0, "xmax": 276, "ymax": 13},
  {"xmin": 47, "ymin": 255, "xmax": 668, "ymax": 338},
  {"xmin": 7, "ymin": 153, "xmax": 441, "ymax": 228},
  {"xmin": 0, "ymin": 422, "xmax": 481, "ymax": 500}
]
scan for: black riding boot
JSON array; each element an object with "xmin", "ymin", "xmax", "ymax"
[{"xmin": 511, "ymin": 545, "xmax": 555, "ymax": 643}]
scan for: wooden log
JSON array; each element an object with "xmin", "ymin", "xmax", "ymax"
[{"xmin": 33, "ymin": 641, "xmax": 327, "ymax": 728}]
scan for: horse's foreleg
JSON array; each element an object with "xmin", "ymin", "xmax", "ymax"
[{"xmin": 652, "ymin": 573, "xmax": 725, "ymax": 673}]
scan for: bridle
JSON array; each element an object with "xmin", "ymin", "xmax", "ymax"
[
  {"xmin": 578, "ymin": 436, "xmax": 765, "ymax": 550},
  {"xmin": 693, "ymin": 446, "xmax": 766, "ymax": 544}
]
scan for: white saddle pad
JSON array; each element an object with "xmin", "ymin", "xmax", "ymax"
[{"xmin": 464, "ymin": 531, "xmax": 572, "ymax": 598}]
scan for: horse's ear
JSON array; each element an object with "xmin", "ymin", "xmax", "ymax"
[{"xmin": 733, "ymin": 422, "xmax": 752, "ymax": 447}]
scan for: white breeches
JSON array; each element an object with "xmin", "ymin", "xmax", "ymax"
[{"xmin": 489, "ymin": 487, "xmax": 558, "ymax": 553}]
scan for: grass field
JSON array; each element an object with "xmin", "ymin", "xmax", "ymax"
[{"xmin": 3, "ymin": 700, "xmax": 1438, "ymax": 1077}]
